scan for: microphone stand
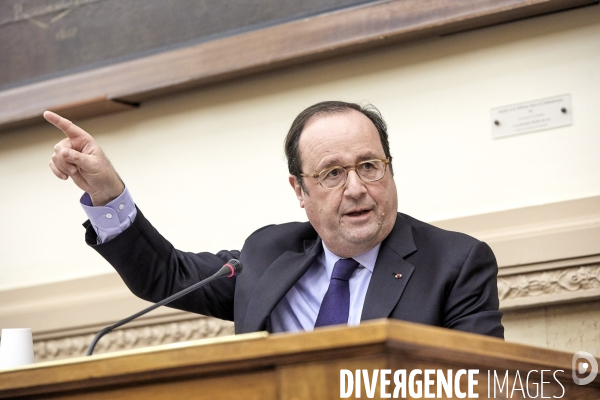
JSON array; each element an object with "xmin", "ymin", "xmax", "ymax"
[{"xmin": 87, "ymin": 261, "xmax": 241, "ymax": 356}]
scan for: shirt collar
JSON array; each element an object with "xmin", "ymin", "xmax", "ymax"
[{"xmin": 321, "ymin": 241, "xmax": 381, "ymax": 279}]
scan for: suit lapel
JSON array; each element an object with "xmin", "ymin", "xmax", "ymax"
[
  {"xmin": 361, "ymin": 214, "xmax": 417, "ymax": 321},
  {"xmin": 242, "ymin": 238, "xmax": 322, "ymax": 332}
]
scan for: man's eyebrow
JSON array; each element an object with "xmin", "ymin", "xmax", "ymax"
[
  {"xmin": 315, "ymin": 152, "xmax": 382, "ymax": 170},
  {"xmin": 356, "ymin": 151, "xmax": 380, "ymax": 160},
  {"xmin": 351, "ymin": 152, "xmax": 382, "ymax": 164},
  {"xmin": 316, "ymin": 159, "xmax": 342, "ymax": 171}
]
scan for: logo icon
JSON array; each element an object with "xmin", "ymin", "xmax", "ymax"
[{"xmin": 572, "ymin": 351, "xmax": 598, "ymax": 385}]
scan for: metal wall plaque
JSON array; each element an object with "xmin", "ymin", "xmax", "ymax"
[{"xmin": 490, "ymin": 94, "xmax": 572, "ymax": 139}]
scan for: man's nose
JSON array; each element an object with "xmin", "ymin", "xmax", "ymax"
[{"xmin": 344, "ymin": 169, "xmax": 367, "ymax": 198}]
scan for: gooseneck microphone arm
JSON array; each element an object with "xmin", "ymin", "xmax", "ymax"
[{"xmin": 87, "ymin": 259, "xmax": 242, "ymax": 356}]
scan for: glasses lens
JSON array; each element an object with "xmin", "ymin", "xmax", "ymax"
[
  {"xmin": 319, "ymin": 167, "xmax": 346, "ymax": 189},
  {"xmin": 357, "ymin": 160, "xmax": 385, "ymax": 182}
]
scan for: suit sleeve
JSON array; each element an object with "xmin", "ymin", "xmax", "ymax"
[
  {"xmin": 84, "ymin": 207, "xmax": 240, "ymax": 321},
  {"xmin": 443, "ymin": 241, "xmax": 504, "ymax": 339}
]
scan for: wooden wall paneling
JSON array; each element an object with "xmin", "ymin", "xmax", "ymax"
[{"xmin": 1, "ymin": 0, "xmax": 597, "ymax": 131}]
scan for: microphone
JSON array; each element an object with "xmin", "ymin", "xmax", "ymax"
[{"xmin": 87, "ymin": 259, "xmax": 242, "ymax": 356}]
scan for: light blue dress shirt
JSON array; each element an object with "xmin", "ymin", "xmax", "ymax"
[
  {"xmin": 269, "ymin": 242, "xmax": 378, "ymax": 333},
  {"xmin": 82, "ymin": 188, "xmax": 379, "ymax": 332}
]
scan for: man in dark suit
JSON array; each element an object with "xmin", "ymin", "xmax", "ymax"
[{"xmin": 46, "ymin": 101, "xmax": 504, "ymax": 338}]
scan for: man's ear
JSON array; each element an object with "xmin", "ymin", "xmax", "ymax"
[{"xmin": 289, "ymin": 175, "xmax": 305, "ymax": 208}]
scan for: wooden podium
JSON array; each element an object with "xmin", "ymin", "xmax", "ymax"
[{"xmin": 1, "ymin": 320, "xmax": 598, "ymax": 399}]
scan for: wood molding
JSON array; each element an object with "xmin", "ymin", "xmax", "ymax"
[
  {"xmin": 498, "ymin": 262, "xmax": 600, "ymax": 310},
  {"xmin": 432, "ymin": 196, "xmax": 600, "ymax": 309},
  {"xmin": 33, "ymin": 317, "xmax": 234, "ymax": 362},
  {"xmin": 1, "ymin": 0, "xmax": 597, "ymax": 130},
  {"xmin": 0, "ymin": 272, "xmax": 199, "ymax": 341},
  {"xmin": 432, "ymin": 196, "xmax": 600, "ymax": 269}
]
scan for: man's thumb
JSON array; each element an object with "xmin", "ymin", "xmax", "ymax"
[{"xmin": 62, "ymin": 148, "xmax": 94, "ymax": 169}]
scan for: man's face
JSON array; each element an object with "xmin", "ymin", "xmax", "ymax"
[{"xmin": 289, "ymin": 110, "xmax": 398, "ymax": 258}]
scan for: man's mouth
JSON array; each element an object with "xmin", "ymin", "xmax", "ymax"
[{"xmin": 345, "ymin": 209, "xmax": 371, "ymax": 217}]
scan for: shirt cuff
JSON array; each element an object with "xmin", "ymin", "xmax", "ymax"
[{"xmin": 80, "ymin": 187, "xmax": 137, "ymax": 243}]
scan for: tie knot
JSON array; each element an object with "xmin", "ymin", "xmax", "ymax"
[{"xmin": 331, "ymin": 258, "xmax": 359, "ymax": 281}]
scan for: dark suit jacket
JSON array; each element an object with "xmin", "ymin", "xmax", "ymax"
[{"xmin": 86, "ymin": 209, "xmax": 504, "ymax": 338}]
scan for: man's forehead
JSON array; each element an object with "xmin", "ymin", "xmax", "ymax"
[
  {"xmin": 298, "ymin": 110, "xmax": 383, "ymax": 164},
  {"xmin": 300, "ymin": 110, "xmax": 375, "ymax": 141},
  {"xmin": 304, "ymin": 108, "xmax": 363, "ymax": 126}
]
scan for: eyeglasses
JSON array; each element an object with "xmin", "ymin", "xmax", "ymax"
[{"xmin": 300, "ymin": 159, "xmax": 390, "ymax": 190}]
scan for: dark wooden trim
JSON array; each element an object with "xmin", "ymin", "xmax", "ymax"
[{"xmin": 1, "ymin": 0, "xmax": 597, "ymax": 131}]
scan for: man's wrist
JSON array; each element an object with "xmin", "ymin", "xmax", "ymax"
[{"xmin": 89, "ymin": 180, "xmax": 125, "ymax": 206}]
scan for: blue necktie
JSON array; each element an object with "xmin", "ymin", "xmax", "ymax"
[{"xmin": 314, "ymin": 258, "xmax": 360, "ymax": 328}]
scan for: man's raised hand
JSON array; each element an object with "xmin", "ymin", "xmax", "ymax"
[{"xmin": 45, "ymin": 111, "xmax": 125, "ymax": 206}]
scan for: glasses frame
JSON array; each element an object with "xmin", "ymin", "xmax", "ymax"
[{"xmin": 300, "ymin": 158, "xmax": 390, "ymax": 190}]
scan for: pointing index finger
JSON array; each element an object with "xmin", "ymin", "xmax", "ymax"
[{"xmin": 43, "ymin": 111, "xmax": 90, "ymax": 140}]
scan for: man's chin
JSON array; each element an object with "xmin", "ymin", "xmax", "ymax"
[{"xmin": 340, "ymin": 227, "xmax": 381, "ymax": 248}]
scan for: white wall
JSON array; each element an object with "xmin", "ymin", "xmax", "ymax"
[{"xmin": 1, "ymin": 5, "xmax": 599, "ymax": 291}]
